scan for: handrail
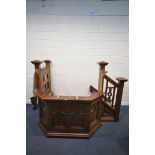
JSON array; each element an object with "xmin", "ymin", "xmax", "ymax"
[{"xmin": 104, "ymin": 75, "xmax": 118, "ymax": 87}]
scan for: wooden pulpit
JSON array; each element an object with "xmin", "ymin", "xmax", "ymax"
[{"xmin": 30, "ymin": 59, "xmax": 128, "ymax": 138}]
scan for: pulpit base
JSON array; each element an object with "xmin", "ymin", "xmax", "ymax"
[{"xmin": 38, "ymin": 120, "xmax": 101, "ymax": 138}]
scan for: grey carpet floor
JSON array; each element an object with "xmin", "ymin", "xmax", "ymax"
[{"xmin": 26, "ymin": 105, "xmax": 129, "ymax": 155}]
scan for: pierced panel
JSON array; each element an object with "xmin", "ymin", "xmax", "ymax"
[
  {"xmin": 44, "ymin": 84, "xmax": 47, "ymax": 92},
  {"xmin": 47, "ymin": 82, "xmax": 49, "ymax": 89},
  {"xmin": 43, "ymin": 75, "xmax": 45, "ymax": 81},
  {"xmin": 102, "ymin": 78, "xmax": 117, "ymax": 108}
]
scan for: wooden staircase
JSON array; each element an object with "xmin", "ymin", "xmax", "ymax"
[{"xmin": 97, "ymin": 61, "xmax": 128, "ymax": 121}]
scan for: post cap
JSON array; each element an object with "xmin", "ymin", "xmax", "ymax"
[
  {"xmin": 31, "ymin": 60, "xmax": 43, "ymax": 65},
  {"xmin": 116, "ymin": 77, "xmax": 128, "ymax": 83},
  {"xmin": 44, "ymin": 59, "xmax": 51, "ymax": 63},
  {"xmin": 97, "ymin": 61, "xmax": 109, "ymax": 66}
]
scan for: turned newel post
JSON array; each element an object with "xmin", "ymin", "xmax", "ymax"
[
  {"xmin": 44, "ymin": 59, "xmax": 51, "ymax": 72},
  {"xmin": 44, "ymin": 59, "xmax": 51, "ymax": 75},
  {"xmin": 97, "ymin": 61, "xmax": 109, "ymax": 91},
  {"xmin": 44, "ymin": 59, "xmax": 51, "ymax": 66},
  {"xmin": 115, "ymin": 77, "xmax": 128, "ymax": 121},
  {"xmin": 44, "ymin": 60, "xmax": 52, "ymax": 93},
  {"xmin": 30, "ymin": 60, "xmax": 43, "ymax": 110},
  {"xmin": 31, "ymin": 60, "xmax": 43, "ymax": 92}
]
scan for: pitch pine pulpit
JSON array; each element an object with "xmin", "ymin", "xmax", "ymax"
[{"xmin": 30, "ymin": 59, "xmax": 128, "ymax": 138}]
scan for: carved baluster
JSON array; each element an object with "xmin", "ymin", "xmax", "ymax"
[
  {"xmin": 111, "ymin": 87, "xmax": 116, "ymax": 108},
  {"xmin": 105, "ymin": 80, "xmax": 108, "ymax": 100},
  {"xmin": 97, "ymin": 61, "xmax": 108, "ymax": 92},
  {"xmin": 107, "ymin": 87, "xmax": 112, "ymax": 103},
  {"xmin": 114, "ymin": 77, "xmax": 128, "ymax": 121}
]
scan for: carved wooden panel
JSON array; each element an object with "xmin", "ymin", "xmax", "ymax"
[
  {"xmin": 39, "ymin": 100, "xmax": 47, "ymax": 126},
  {"xmin": 48, "ymin": 102, "xmax": 87, "ymax": 131},
  {"xmin": 90, "ymin": 100, "xmax": 98, "ymax": 123}
]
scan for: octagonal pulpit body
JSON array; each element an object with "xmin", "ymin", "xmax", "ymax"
[{"xmin": 37, "ymin": 93, "xmax": 102, "ymax": 138}]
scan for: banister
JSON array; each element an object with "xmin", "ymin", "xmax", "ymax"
[{"xmin": 97, "ymin": 60, "xmax": 128, "ymax": 121}]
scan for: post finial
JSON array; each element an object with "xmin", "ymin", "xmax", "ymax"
[
  {"xmin": 44, "ymin": 59, "xmax": 51, "ymax": 64},
  {"xmin": 97, "ymin": 61, "xmax": 109, "ymax": 67},
  {"xmin": 31, "ymin": 60, "xmax": 42, "ymax": 65},
  {"xmin": 31, "ymin": 60, "xmax": 43, "ymax": 69},
  {"xmin": 116, "ymin": 77, "xmax": 128, "ymax": 83}
]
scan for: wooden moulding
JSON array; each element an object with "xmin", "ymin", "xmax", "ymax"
[
  {"xmin": 38, "ymin": 120, "xmax": 101, "ymax": 138},
  {"xmin": 30, "ymin": 59, "xmax": 128, "ymax": 138}
]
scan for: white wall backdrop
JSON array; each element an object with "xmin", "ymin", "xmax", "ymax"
[{"xmin": 26, "ymin": 0, "xmax": 129, "ymax": 104}]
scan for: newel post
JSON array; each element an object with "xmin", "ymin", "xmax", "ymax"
[
  {"xmin": 97, "ymin": 61, "xmax": 109, "ymax": 91},
  {"xmin": 44, "ymin": 59, "xmax": 52, "ymax": 92},
  {"xmin": 30, "ymin": 60, "xmax": 43, "ymax": 110},
  {"xmin": 114, "ymin": 77, "xmax": 128, "ymax": 121},
  {"xmin": 31, "ymin": 60, "xmax": 43, "ymax": 92},
  {"xmin": 44, "ymin": 59, "xmax": 51, "ymax": 73}
]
